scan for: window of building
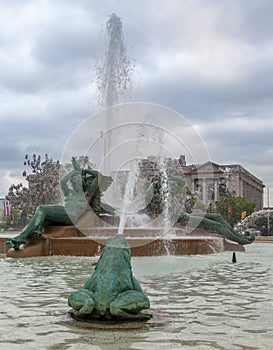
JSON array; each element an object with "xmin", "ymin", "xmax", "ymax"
[
  {"xmin": 207, "ymin": 179, "xmax": 215, "ymax": 200},
  {"xmin": 219, "ymin": 178, "xmax": 226, "ymax": 196},
  {"xmin": 194, "ymin": 179, "xmax": 203, "ymax": 199}
]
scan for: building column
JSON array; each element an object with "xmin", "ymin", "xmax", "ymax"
[
  {"xmin": 202, "ymin": 179, "xmax": 206, "ymax": 204},
  {"xmin": 214, "ymin": 179, "xmax": 218, "ymax": 203}
]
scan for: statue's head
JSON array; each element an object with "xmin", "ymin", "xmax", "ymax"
[
  {"xmin": 82, "ymin": 175, "xmax": 96, "ymax": 194},
  {"xmin": 95, "ymin": 234, "xmax": 131, "ymax": 271}
]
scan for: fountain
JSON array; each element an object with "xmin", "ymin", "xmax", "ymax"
[
  {"xmin": 0, "ymin": 13, "xmax": 270, "ymax": 348},
  {"xmin": 3, "ymin": 13, "xmax": 254, "ymax": 261},
  {"xmin": 0, "ymin": 13, "xmax": 261, "ymax": 344}
]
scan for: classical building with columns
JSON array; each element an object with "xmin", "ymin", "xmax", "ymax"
[
  {"xmin": 182, "ymin": 161, "xmax": 264, "ymax": 210},
  {"xmin": 139, "ymin": 156, "xmax": 264, "ymax": 211}
]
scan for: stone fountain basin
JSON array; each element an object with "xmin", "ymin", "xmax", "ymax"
[{"xmin": 3, "ymin": 224, "xmax": 244, "ymax": 258}]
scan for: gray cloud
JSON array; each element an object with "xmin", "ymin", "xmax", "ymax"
[{"xmin": 0, "ymin": 0, "xmax": 273, "ymax": 197}]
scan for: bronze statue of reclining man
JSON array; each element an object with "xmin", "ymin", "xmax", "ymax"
[{"xmin": 6, "ymin": 158, "xmax": 113, "ymax": 249}]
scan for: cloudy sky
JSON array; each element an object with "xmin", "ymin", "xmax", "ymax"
[{"xmin": 1, "ymin": 0, "xmax": 273, "ymax": 201}]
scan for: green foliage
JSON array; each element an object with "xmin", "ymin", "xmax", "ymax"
[
  {"xmin": 7, "ymin": 154, "xmax": 61, "ymax": 218},
  {"xmin": 145, "ymin": 172, "xmax": 208, "ymax": 217},
  {"xmin": 214, "ymin": 193, "xmax": 256, "ymax": 226},
  {"xmin": 145, "ymin": 173, "xmax": 164, "ymax": 214},
  {"xmin": 253, "ymin": 216, "xmax": 273, "ymax": 235}
]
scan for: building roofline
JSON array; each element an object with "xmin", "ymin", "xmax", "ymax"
[{"xmin": 183, "ymin": 161, "xmax": 264, "ymax": 186}]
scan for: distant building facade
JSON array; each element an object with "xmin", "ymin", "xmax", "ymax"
[
  {"xmin": 263, "ymin": 187, "xmax": 273, "ymax": 209},
  {"xmin": 139, "ymin": 156, "xmax": 264, "ymax": 211},
  {"xmin": 182, "ymin": 161, "xmax": 264, "ymax": 210},
  {"xmin": 139, "ymin": 155, "xmax": 185, "ymax": 180}
]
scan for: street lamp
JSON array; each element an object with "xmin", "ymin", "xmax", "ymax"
[{"xmin": 267, "ymin": 187, "xmax": 270, "ymax": 235}]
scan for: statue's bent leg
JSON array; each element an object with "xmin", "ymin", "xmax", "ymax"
[
  {"xmin": 6, "ymin": 205, "xmax": 72, "ymax": 249},
  {"xmin": 203, "ymin": 213, "xmax": 233, "ymax": 230},
  {"xmin": 68, "ymin": 289, "xmax": 95, "ymax": 316},
  {"xmin": 110, "ymin": 290, "xmax": 151, "ymax": 320},
  {"xmin": 193, "ymin": 214, "xmax": 255, "ymax": 245}
]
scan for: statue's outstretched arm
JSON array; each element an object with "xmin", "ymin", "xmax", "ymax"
[{"xmin": 83, "ymin": 169, "xmax": 99, "ymax": 177}]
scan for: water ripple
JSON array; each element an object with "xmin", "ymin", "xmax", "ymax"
[{"xmin": 0, "ymin": 245, "xmax": 273, "ymax": 349}]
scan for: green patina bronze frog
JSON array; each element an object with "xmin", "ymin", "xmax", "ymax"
[{"xmin": 68, "ymin": 234, "xmax": 151, "ymax": 321}]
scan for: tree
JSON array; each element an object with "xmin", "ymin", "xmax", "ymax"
[
  {"xmin": 214, "ymin": 193, "xmax": 256, "ymax": 227},
  {"xmin": 253, "ymin": 216, "xmax": 273, "ymax": 235},
  {"xmin": 7, "ymin": 154, "xmax": 61, "ymax": 218},
  {"xmin": 59, "ymin": 156, "xmax": 95, "ymax": 178}
]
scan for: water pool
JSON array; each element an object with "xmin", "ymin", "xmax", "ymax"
[{"xmin": 0, "ymin": 244, "xmax": 272, "ymax": 349}]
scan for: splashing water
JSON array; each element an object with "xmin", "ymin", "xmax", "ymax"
[
  {"xmin": 96, "ymin": 13, "xmax": 133, "ymax": 174},
  {"xmin": 154, "ymin": 126, "xmax": 176, "ymax": 238},
  {"xmin": 96, "ymin": 14, "xmax": 177, "ymax": 236},
  {"xmin": 117, "ymin": 158, "xmax": 140, "ymax": 235},
  {"xmin": 159, "ymin": 159, "xmax": 173, "ymax": 238},
  {"xmin": 117, "ymin": 121, "xmax": 153, "ymax": 235},
  {"xmin": 96, "ymin": 13, "xmax": 133, "ymax": 108}
]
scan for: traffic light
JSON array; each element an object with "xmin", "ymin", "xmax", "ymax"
[{"xmin": 241, "ymin": 211, "xmax": 247, "ymax": 220}]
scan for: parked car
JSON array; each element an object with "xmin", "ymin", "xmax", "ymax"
[{"xmin": 242, "ymin": 228, "xmax": 261, "ymax": 236}]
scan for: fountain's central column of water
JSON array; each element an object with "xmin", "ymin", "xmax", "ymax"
[
  {"xmin": 117, "ymin": 159, "xmax": 140, "ymax": 235},
  {"xmin": 97, "ymin": 14, "xmax": 176, "ymax": 237},
  {"xmin": 97, "ymin": 14, "xmax": 140, "ymax": 235},
  {"xmin": 97, "ymin": 13, "xmax": 133, "ymax": 175}
]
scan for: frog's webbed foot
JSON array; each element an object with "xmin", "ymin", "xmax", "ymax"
[
  {"xmin": 68, "ymin": 289, "xmax": 95, "ymax": 316},
  {"xmin": 110, "ymin": 290, "xmax": 152, "ymax": 320}
]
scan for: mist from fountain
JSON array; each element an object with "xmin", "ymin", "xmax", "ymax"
[
  {"xmin": 96, "ymin": 13, "xmax": 133, "ymax": 174},
  {"xmin": 95, "ymin": 14, "xmax": 178, "ymax": 237},
  {"xmin": 117, "ymin": 158, "xmax": 140, "ymax": 235},
  {"xmin": 96, "ymin": 13, "xmax": 143, "ymax": 235},
  {"xmin": 159, "ymin": 159, "xmax": 174, "ymax": 237},
  {"xmin": 96, "ymin": 13, "xmax": 133, "ymax": 108},
  {"xmin": 116, "ymin": 121, "xmax": 160, "ymax": 235}
]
